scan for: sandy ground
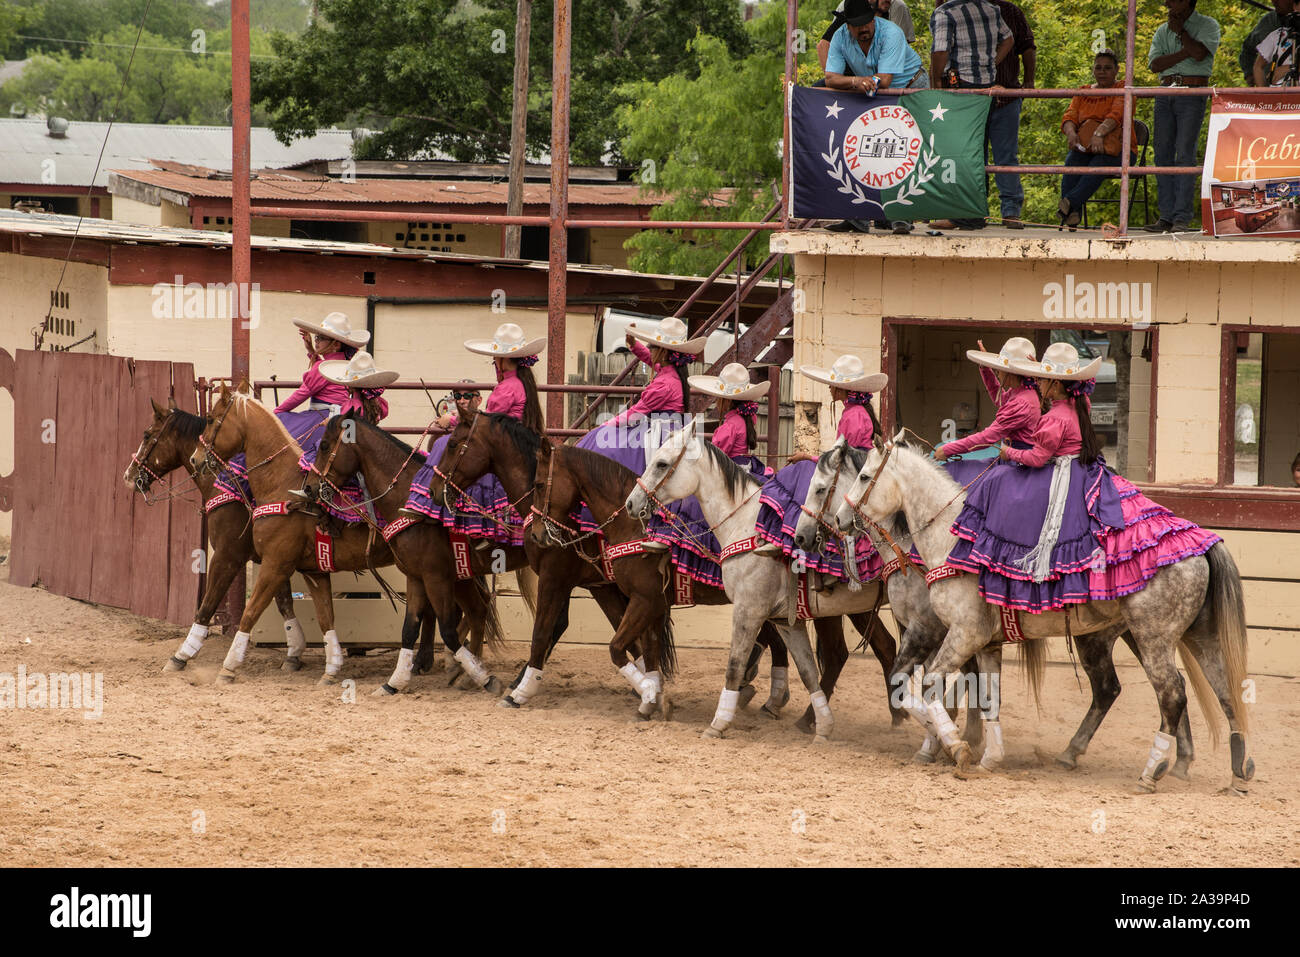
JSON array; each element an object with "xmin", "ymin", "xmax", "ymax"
[{"xmin": 0, "ymin": 552, "xmax": 1296, "ymax": 868}]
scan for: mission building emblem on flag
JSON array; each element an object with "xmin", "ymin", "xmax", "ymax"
[{"xmin": 790, "ymin": 85, "xmax": 989, "ymax": 221}]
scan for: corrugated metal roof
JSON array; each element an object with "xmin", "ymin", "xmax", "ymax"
[
  {"xmin": 0, "ymin": 119, "xmax": 354, "ymax": 189},
  {"xmin": 108, "ymin": 168, "xmax": 666, "ymax": 207}
]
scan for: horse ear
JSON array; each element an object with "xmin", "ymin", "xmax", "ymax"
[
  {"xmin": 150, "ymin": 397, "xmax": 166, "ymax": 419},
  {"xmin": 892, "ymin": 428, "xmax": 905, "ymax": 445},
  {"xmin": 236, "ymin": 377, "xmax": 251, "ymax": 396},
  {"xmin": 686, "ymin": 415, "xmax": 700, "ymax": 441},
  {"xmin": 166, "ymin": 394, "xmax": 177, "ymax": 410}
]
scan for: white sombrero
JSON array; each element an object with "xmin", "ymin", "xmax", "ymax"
[
  {"xmin": 317, "ymin": 350, "xmax": 399, "ymax": 389},
  {"xmin": 966, "ymin": 336, "xmax": 1037, "ymax": 372},
  {"xmin": 463, "ymin": 322, "xmax": 546, "ymax": 358},
  {"xmin": 626, "ymin": 317, "xmax": 707, "ymax": 356},
  {"xmin": 800, "ymin": 354, "xmax": 888, "ymax": 394},
  {"xmin": 1009, "ymin": 341, "xmax": 1102, "ymax": 381},
  {"xmin": 688, "ymin": 362, "xmax": 770, "ymax": 402},
  {"xmin": 292, "ymin": 311, "xmax": 370, "ymax": 349}
]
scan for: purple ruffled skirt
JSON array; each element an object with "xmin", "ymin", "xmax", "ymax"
[
  {"xmin": 755, "ymin": 460, "xmax": 883, "ymax": 583},
  {"xmin": 405, "ymin": 434, "xmax": 525, "ymax": 545}
]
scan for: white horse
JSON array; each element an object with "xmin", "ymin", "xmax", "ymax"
[
  {"xmin": 627, "ymin": 419, "xmax": 896, "ymax": 742},
  {"xmin": 835, "ymin": 436, "xmax": 1253, "ymax": 794}
]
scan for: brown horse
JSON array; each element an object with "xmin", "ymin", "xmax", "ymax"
[
  {"xmin": 301, "ymin": 412, "xmax": 548, "ymax": 697},
  {"xmin": 429, "ymin": 412, "xmax": 899, "ymax": 725},
  {"xmin": 186, "ymin": 383, "xmax": 416, "ymax": 685}
]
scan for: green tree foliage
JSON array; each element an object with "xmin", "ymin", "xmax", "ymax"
[{"xmin": 250, "ymin": 0, "xmax": 749, "ymax": 163}]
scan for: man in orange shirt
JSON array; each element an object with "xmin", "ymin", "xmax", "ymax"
[{"xmin": 1057, "ymin": 50, "xmax": 1134, "ymax": 228}]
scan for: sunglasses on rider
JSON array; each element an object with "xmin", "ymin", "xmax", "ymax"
[{"xmin": 453, "ymin": 391, "xmax": 480, "ymax": 401}]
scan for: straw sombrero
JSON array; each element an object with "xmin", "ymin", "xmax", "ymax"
[
  {"xmin": 688, "ymin": 362, "xmax": 770, "ymax": 402},
  {"xmin": 965, "ymin": 336, "xmax": 1037, "ymax": 372},
  {"xmin": 1009, "ymin": 341, "xmax": 1102, "ymax": 381},
  {"xmin": 463, "ymin": 322, "xmax": 546, "ymax": 359},
  {"xmin": 626, "ymin": 317, "xmax": 707, "ymax": 356},
  {"xmin": 800, "ymin": 354, "xmax": 887, "ymax": 394},
  {"xmin": 292, "ymin": 311, "xmax": 370, "ymax": 349},
  {"xmin": 317, "ymin": 350, "xmax": 399, "ymax": 389}
]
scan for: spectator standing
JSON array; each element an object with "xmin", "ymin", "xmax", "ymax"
[
  {"xmin": 1254, "ymin": 6, "xmax": 1298, "ymax": 86},
  {"xmin": 1239, "ymin": 1, "xmax": 1289, "ymax": 84},
  {"xmin": 986, "ymin": 0, "xmax": 1035, "ymax": 228},
  {"xmin": 930, "ymin": 0, "xmax": 1013, "ymax": 229},
  {"xmin": 1058, "ymin": 51, "xmax": 1134, "ymax": 228},
  {"xmin": 1144, "ymin": 0, "xmax": 1219, "ymax": 233}
]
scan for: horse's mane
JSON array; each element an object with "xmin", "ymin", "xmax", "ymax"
[
  {"xmin": 230, "ymin": 392, "xmax": 302, "ymax": 456},
  {"xmin": 166, "ymin": 408, "xmax": 206, "ymax": 441},
  {"xmin": 562, "ymin": 444, "xmax": 636, "ymax": 492},
  {"xmin": 349, "ymin": 415, "xmax": 426, "ymax": 464},
  {"xmin": 484, "ymin": 413, "xmax": 542, "ymax": 482},
  {"xmin": 700, "ymin": 441, "xmax": 760, "ymax": 501}
]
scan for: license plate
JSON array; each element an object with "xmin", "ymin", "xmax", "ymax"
[{"xmin": 1092, "ymin": 408, "xmax": 1116, "ymax": 425}]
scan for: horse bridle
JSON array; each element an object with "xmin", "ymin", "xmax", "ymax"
[
  {"xmin": 131, "ymin": 416, "xmax": 172, "ymax": 493},
  {"xmin": 632, "ymin": 433, "xmax": 693, "ymax": 520},
  {"xmin": 435, "ymin": 412, "xmax": 482, "ymax": 512}
]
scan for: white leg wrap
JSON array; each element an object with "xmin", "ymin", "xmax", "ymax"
[
  {"xmin": 177, "ymin": 623, "xmax": 208, "ymax": 661},
  {"xmin": 284, "ymin": 618, "xmax": 306, "ymax": 658},
  {"xmin": 920, "ymin": 734, "xmax": 942, "ymax": 758},
  {"xmin": 637, "ymin": 670, "xmax": 663, "ymax": 715},
  {"xmin": 810, "ymin": 689, "xmax": 833, "ymax": 736},
  {"xmin": 511, "ymin": 666, "xmax": 543, "ymax": 704},
  {"xmin": 619, "ymin": 661, "xmax": 648, "ymax": 693},
  {"xmin": 926, "ymin": 695, "xmax": 962, "ymax": 750},
  {"xmin": 980, "ymin": 719, "xmax": 1005, "ymax": 770},
  {"xmin": 1140, "ymin": 730, "xmax": 1177, "ymax": 782},
  {"xmin": 222, "ymin": 631, "xmax": 251, "ymax": 671},
  {"xmin": 711, "ymin": 688, "xmax": 741, "ymax": 731},
  {"xmin": 323, "ymin": 630, "xmax": 345, "ymax": 676},
  {"xmin": 902, "ymin": 671, "xmax": 932, "ymax": 729},
  {"xmin": 454, "ymin": 645, "xmax": 490, "ymax": 687},
  {"xmin": 387, "ymin": 648, "xmax": 415, "ymax": 692},
  {"xmin": 635, "ymin": 656, "xmax": 647, "ymax": 672}
]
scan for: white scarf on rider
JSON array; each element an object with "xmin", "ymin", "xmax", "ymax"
[{"xmin": 1016, "ymin": 454, "xmax": 1077, "ymax": 584}]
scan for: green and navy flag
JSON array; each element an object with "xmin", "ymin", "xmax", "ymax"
[{"xmin": 789, "ymin": 84, "xmax": 991, "ymax": 221}]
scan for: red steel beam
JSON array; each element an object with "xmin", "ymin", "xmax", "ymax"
[
  {"xmin": 231, "ymin": 0, "xmax": 251, "ymax": 388},
  {"xmin": 1118, "ymin": 0, "xmax": 1138, "ymax": 235},
  {"xmin": 547, "ymin": 0, "xmax": 573, "ymax": 433}
]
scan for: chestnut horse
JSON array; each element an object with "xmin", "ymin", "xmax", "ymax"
[
  {"xmin": 302, "ymin": 413, "xmax": 548, "ymax": 697},
  {"xmin": 429, "ymin": 412, "xmax": 899, "ymax": 725}
]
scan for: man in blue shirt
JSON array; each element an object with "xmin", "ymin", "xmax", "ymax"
[
  {"xmin": 825, "ymin": 0, "xmax": 928, "ymax": 93},
  {"xmin": 823, "ymin": 0, "xmax": 929, "ymax": 235}
]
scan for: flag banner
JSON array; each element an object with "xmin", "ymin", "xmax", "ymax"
[
  {"xmin": 1201, "ymin": 91, "xmax": 1300, "ymax": 237},
  {"xmin": 788, "ymin": 84, "xmax": 990, "ymax": 222}
]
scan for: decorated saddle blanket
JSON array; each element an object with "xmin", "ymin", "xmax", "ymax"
[{"xmin": 405, "ymin": 434, "xmax": 525, "ymax": 546}]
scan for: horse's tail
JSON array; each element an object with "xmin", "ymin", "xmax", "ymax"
[
  {"xmin": 1178, "ymin": 640, "xmax": 1221, "ymax": 750},
  {"xmin": 1205, "ymin": 541, "xmax": 1250, "ymax": 736},
  {"xmin": 656, "ymin": 608, "xmax": 678, "ymax": 681},
  {"xmin": 515, "ymin": 564, "xmax": 538, "ymax": 619},
  {"xmin": 1019, "ymin": 639, "xmax": 1046, "ymax": 715},
  {"xmin": 474, "ymin": 575, "xmax": 506, "ymax": 655}
]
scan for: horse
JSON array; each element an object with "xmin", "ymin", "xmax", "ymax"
[
  {"xmin": 626, "ymin": 418, "xmax": 897, "ymax": 743},
  {"xmin": 835, "ymin": 436, "xmax": 1253, "ymax": 794},
  {"xmin": 300, "ymin": 412, "xmax": 541, "ymax": 697},
  {"xmin": 527, "ymin": 438, "xmax": 897, "ymax": 729},
  {"xmin": 792, "ymin": 437, "xmax": 1195, "ymax": 775},
  {"xmin": 187, "ymin": 382, "xmax": 408, "ymax": 685}
]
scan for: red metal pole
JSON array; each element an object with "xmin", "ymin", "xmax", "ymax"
[
  {"xmin": 231, "ymin": 0, "xmax": 251, "ymax": 386},
  {"xmin": 1118, "ymin": 0, "xmax": 1137, "ymax": 235},
  {"xmin": 546, "ymin": 0, "xmax": 572, "ymax": 433}
]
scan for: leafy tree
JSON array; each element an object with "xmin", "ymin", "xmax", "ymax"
[{"xmin": 250, "ymin": 0, "xmax": 749, "ymax": 163}]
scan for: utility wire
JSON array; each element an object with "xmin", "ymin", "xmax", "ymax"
[{"xmin": 14, "ymin": 34, "xmax": 278, "ymax": 59}]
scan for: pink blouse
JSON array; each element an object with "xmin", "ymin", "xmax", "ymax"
[
  {"xmin": 942, "ymin": 368, "xmax": 1041, "ymax": 457},
  {"xmin": 275, "ymin": 352, "xmax": 354, "ymax": 413},
  {"xmin": 1005, "ymin": 399, "xmax": 1082, "ymax": 468},
  {"xmin": 711, "ymin": 409, "xmax": 750, "ymax": 458},
  {"xmin": 447, "ymin": 367, "xmax": 526, "ymax": 428},
  {"xmin": 607, "ymin": 339, "xmax": 685, "ymax": 427},
  {"xmin": 837, "ymin": 402, "xmax": 874, "ymax": 449}
]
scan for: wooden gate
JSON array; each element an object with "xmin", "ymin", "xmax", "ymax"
[{"xmin": 7, "ymin": 350, "xmax": 202, "ymax": 626}]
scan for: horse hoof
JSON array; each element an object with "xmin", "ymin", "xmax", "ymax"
[
  {"xmin": 1228, "ymin": 777, "xmax": 1250, "ymax": 796},
  {"xmin": 1243, "ymin": 757, "xmax": 1255, "ymax": 782},
  {"xmin": 794, "ymin": 712, "xmax": 814, "ymax": 735},
  {"xmin": 215, "ymin": 670, "xmax": 236, "ymax": 685},
  {"xmin": 759, "ymin": 702, "xmax": 783, "ymax": 720},
  {"xmin": 1134, "ymin": 777, "xmax": 1158, "ymax": 794},
  {"xmin": 372, "ymin": 683, "xmax": 398, "ymax": 697},
  {"xmin": 163, "ymin": 657, "xmax": 187, "ymax": 673},
  {"xmin": 1055, "ymin": 751, "xmax": 1078, "ymax": 770},
  {"xmin": 317, "ymin": 674, "xmax": 340, "ymax": 688},
  {"xmin": 702, "ymin": 726, "xmax": 724, "ymax": 740},
  {"xmin": 812, "ymin": 734, "xmax": 831, "ymax": 745},
  {"xmin": 913, "ymin": 750, "xmax": 937, "ymax": 765},
  {"xmin": 483, "ymin": 676, "xmax": 504, "ymax": 697},
  {"xmin": 738, "ymin": 684, "xmax": 757, "ymax": 710},
  {"xmin": 498, "ymin": 696, "xmax": 522, "ymax": 709},
  {"xmin": 281, "ymin": 656, "xmax": 303, "ymax": 673},
  {"xmin": 636, "ymin": 708, "xmax": 653, "ymax": 722},
  {"xmin": 445, "ymin": 663, "xmax": 464, "ymax": 687},
  {"xmin": 1170, "ymin": 760, "xmax": 1192, "ymax": 781},
  {"xmin": 454, "ymin": 672, "xmax": 479, "ymax": 692},
  {"xmin": 951, "ymin": 741, "xmax": 973, "ymax": 775},
  {"xmin": 956, "ymin": 762, "xmax": 991, "ymax": 779},
  {"xmin": 890, "ymin": 711, "xmax": 908, "ymax": 728}
]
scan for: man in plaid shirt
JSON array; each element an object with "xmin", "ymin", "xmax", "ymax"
[{"xmin": 930, "ymin": 0, "xmax": 1013, "ymax": 228}]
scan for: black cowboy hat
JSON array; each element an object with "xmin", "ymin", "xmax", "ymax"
[{"xmin": 843, "ymin": 0, "xmax": 877, "ymax": 27}]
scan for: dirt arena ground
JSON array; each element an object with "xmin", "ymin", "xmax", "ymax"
[{"xmin": 1, "ymin": 556, "xmax": 1296, "ymax": 868}]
